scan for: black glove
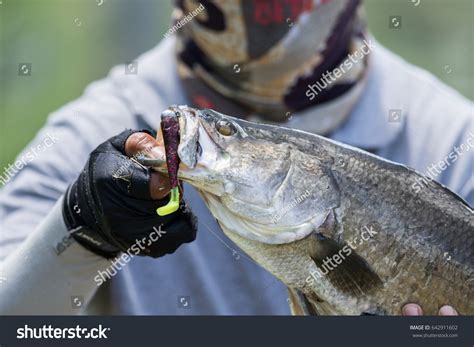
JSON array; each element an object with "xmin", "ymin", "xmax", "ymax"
[{"xmin": 62, "ymin": 129, "xmax": 197, "ymax": 258}]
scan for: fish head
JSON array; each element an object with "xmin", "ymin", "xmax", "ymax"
[
  {"xmin": 175, "ymin": 106, "xmax": 289, "ymax": 198},
  {"xmin": 152, "ymin": 105, "xmax": 340, "ymax": 245}
]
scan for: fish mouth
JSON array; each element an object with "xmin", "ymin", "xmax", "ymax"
[
  {"xmin": 174, "ymin": 105, "xmax": 201, "ymax": 169},
  {"xmin": 137, "ymin": 106, "xmax": 201, "ymax": 169},
  {"xmin": 138, "ymin": 106, "xmax": 221, "ymax": 187},
  {"xmin": 173, "ymin": 106, "xmax": 224, "ymax": 187}
]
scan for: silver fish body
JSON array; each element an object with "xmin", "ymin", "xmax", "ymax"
[{"xmin": 150, "ymin": 106, "xmax": 474, "ymax": 315}]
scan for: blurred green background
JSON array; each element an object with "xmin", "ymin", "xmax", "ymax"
[{"xmin": 0, "ymin": 0, "xmax": 472, "ymax": 170}]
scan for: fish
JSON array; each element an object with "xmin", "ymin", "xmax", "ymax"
[{"xmin": 142, "ymin": 105, "xmax": 474, "ymax": 315}]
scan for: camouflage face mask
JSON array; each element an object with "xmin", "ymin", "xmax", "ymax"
[{"xmin": 174, "ymin": 0, "xmax": 369, "ymax": 133}]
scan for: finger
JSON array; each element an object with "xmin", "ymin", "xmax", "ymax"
[
  {"xmin": 149, "ymin": 176, "xmax": 185, "ymax": 201},
  {"xmin": 402, "ymin": 304, "xmax": 423, "ymax": 316},
  {"xmin": 125, "ymin": 132, "xmax": 162, "ymax": 158},
  {"xmin": 438, "ymin": 305, "xmax": 458, "ymax": 316},
  {"xmin": 150, "ymin": 172, "xmax": 172, "ymax": 200}
]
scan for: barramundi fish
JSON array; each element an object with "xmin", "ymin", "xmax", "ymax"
[{"xmin": 141, "ymin": 105, "xmax": 474, "ymax": 315}]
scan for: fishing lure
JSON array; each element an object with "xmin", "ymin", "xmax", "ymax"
[{"xmin": 156, "ymin": 110, "xmax": 181, "ymax": 216}]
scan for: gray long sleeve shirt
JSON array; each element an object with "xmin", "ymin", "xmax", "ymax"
[{"xmin": 0, "ymin": 36, "xmax": 472, "ymax": 314}]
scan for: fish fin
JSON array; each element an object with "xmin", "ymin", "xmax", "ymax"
[
  {"xmin": 287, "ymin": 288, "xmax": 342, "ymax": 315},
  {"xmin": 308, "ymin": 232, "xmax": 383, "ymax": 299},
  {"xmin": 287, "ymin": 287, "xmax": 318, "ymax": 315},
  {"xmin": 305, "ymin": 292, "xmax": 343, "ymax": 315}
]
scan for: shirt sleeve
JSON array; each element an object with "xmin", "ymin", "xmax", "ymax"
[
  {"xmin": 0, "ymin": 197, "xmax": 112, "ymax": 314},
  {"xmin": 0, "ymin": 68, "xmax": 148, "ymax": 313},
  {"xmin": 0, "ymin": 70, "xmax": 142, "ymax": 261}
]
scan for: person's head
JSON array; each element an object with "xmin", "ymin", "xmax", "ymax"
[{"xmin": 174, "ymin": 0, "xmax": 367, "ymax": 133}]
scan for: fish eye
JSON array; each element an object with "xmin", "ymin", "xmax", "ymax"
[{"xmin": 216, "ymin": 120, "xmax": 236, "ymax": 136}]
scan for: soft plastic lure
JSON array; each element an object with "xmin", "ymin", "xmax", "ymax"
[{"xmin": 156, "ymin": 110, "xmax": 181, "ymax": 216}]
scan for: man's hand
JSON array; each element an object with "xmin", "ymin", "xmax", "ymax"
[
  {"xmin": 402, "ymin": 303, "xmax": 458, "ymax": 316},
  {"xmin": 62, "ymin": 130, "xmax": 197, "ymax": 258}
]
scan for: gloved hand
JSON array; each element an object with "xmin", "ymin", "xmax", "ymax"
[{"xmin": 62, "ymin": 129, "xmax": 197, "ymax": 258}]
